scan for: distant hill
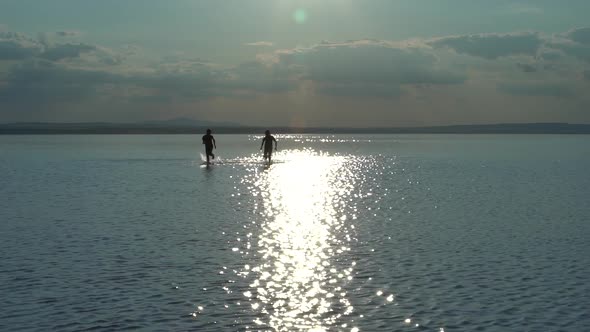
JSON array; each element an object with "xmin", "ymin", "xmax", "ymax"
[
  {"xmin": 138, "ymin": 117, "xmax": 239, "ymax": 127},
  {"xmin": 1, "ymin": 122, "xmax": 589, "ymax": 134}
]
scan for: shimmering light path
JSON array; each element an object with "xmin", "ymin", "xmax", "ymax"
[{"xmin": 243, "ymin": 149, "xmax": 361, "ymax": 331}]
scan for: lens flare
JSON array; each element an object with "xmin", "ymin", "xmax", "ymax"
[{"xmin": 293, "ymin": 9, "xmax": 307, "ymax": 24}]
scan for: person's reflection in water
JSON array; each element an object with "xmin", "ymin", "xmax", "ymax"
[{"xmin": 260, "ymin": 130, "xmax": 277, "ymax": 163}]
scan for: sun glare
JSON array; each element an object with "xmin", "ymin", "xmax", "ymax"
[{"xmin": 245, "ymin": 149, "xmax": 359, "ymax": 330}]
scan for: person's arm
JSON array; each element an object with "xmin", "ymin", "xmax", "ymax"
[
  {"xmin": 274, "ymin": 137, "xmax": 278, "ymax": 150},
  {"xmin": 260, "ymin": 138, "xmax": 264, "ymax": 150},
  {"xmin": 213, "ymin": 137, "xmax": 216, "ymax": 149}
]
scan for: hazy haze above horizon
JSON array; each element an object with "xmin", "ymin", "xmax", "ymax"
[{"xmin": 1, "ymin": 0, "xmax": 590, "ymax": 127}]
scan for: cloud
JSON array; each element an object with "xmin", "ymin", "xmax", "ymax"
[
  {"xmin": 0, "ymin": 40, "xmax": 38, "ymax": 60},
  {"xmin": 224, "ymin": 61, "xmax": 294, "ymax": 93},
  {"xmin": 549, "ymin": 41, "xmax": 590, "ymax": 63},
  {"xmin": 547, "ymin": 27, "xmax": 590, "ymax": 63},
  {"xmin": 142, "ymin": 59, "xmax": 294, "ymax": 97},
  {"xmin": 516, "ymin": 63, "xmax": 537, "ymax": 72},
  {"xmin": 273, "ymin": 40, "xmax": 465, "ymax": 97},
  {"xmin": 0, "ymin": 54, "xmax": 294, "ymax": 111},
  {"xmin": 0, "ymin": 60, "xmax": 120, "ymax": 104},
  {"xmin": 37, "ymin": 31, "xmax": 83, "ymax": 48},
  {"xmin": 40, "ymin": 43, "xmax": 96, "ymax": 61},
  {"xmin": 0, "ymin": 31, "xmax": 117, "ymax": 63},
  {"xmin": 429, "ymin": 32, "xmax": 543, "ymax": 59},
  {"xmin": 497, "ymin": 81, "xmax": 574, "ymax": 97},
  {"xmin": 244, "ymin": 41, "xmax": 274, "ymax": 47},
  {"xmin": 55, "ymin": 31, "xmax": 80, "ymax": 37},
  {"xmin": 566, "ymin": 27, "xmax": 590, "ymax": 45},
  {"xmin": 79, "ymin": 45, "xmax": 128, "ymax": 65},
  {"xmin": 36, "ymin": 33, "xmax": 51, "ymax": 48},
  {"xmin": 538, "ymin": 50, "xmax": 563, "ymax": 61},
  {"xmin": 0, "ymin": 31, "xmax": 42, "ymax": 60},
  {"xmin": 2, "ymin": 27, "xmax": 589, "ymax": 123}
]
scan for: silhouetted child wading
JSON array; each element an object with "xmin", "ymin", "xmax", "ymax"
[
  {"xmin": 202, "ymin": 129, "xmax": 216, "ymax": 164},
  {"xmin": 260, "ymin": 130, "xmax": 277, "ymax": 163}
]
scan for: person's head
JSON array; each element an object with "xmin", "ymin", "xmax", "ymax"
[
  {"xmin": 206, "ymin": 129, "xmax": 211, "ymax": 134},
  {"xmin": 265, "ymin": 130, "xmax": 270, "ymax": 136}
]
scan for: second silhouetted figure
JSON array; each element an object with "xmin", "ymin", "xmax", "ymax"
[
  {"xmin": 202, "ymin": 129, "xmax": 216, "ymax": 164},
  {"xmin": 260, "ymin": 130, "xmax": 277, "ymax": 163}
]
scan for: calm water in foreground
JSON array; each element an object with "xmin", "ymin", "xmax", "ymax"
[{"xmin": 1, "ymin": 134, "xmax": 589, "ymax": 332}]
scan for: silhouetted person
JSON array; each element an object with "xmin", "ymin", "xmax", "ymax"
[
  {"xmin": 260, "ymin": 130, "xmax": 277, "ymax": 163},
  {"xmin": 202, "ymin": 129, "xmax": 216, "ymax": 164}
]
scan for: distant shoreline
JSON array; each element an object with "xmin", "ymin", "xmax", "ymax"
[{"xmin": 1, "ymin": 123, "xmax": 590, "ymax": 134}]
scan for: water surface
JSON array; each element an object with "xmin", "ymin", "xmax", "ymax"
[{"xmin": 1, "ymin": 134, "xmax": 589, "ymax": 331}]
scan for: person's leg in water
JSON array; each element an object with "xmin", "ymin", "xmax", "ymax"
[
  {"xmin": 265, "ymin": 146, "xmax": 273, "ymax": 163},
  {"xmin": 206, "ymin": 146, "xmax": 213, "ymax": 164}
]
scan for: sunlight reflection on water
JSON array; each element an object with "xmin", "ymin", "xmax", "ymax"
[{"xmin": 241, "ymin": 149, "xmax": 361, "ymax": 331}]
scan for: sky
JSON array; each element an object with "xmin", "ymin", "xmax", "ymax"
[{"xmin": 1, "ymin": 0, "xmax": 590, "ymax": 127}]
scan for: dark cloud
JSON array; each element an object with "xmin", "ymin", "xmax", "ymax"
[
  {"xmin": 99, "ymin": 55, "xmax": 123, "ymax": 65},
  {"xmin": 13, "ymin": 62, "xmax": 214, "ymax": 103},
  {"xmin": 56, "ymin": 31, "xmax": 80, "ymax": 37},
  {"xmin": 0, "ymin": 40, "xmax": 38, "ymax": 60},
  {"xmin": 546, "ymin": 27, "xmax": 590, "ymax": 63},
  {"xmin": 567, "ymin": 27, "xmax": 590, "ymax": 45},
  {"xmin": 551, "ymin": 42, "xmax": 590, "ymax": 63},
  {"xmin": 91, "ymin": 45, "xmax": 137, "ymax": 66},
  {"xmin": 497, "ymin": 81, "xmax": 574, "ymax": 97},
  {"xmin": 429, "ymin": 32, "xmax": 542, "ymax": 59},
  {"xmin": 0, "ymin": 55, "xmax": 294, "ymax": 113},
  {"xmin": 538, "ymin": 50, "xmax": 563, "ymax": 61},
  {"xmin": 40, "ymin": 43, "xmax": 96, "ymax": 61},
  {"xmin": 0, "ymin": 60, "xmax": 120, "ymax": 105},
  {"xmin": 0, "ymin": 31, "xmax": 41, "ymax": 60},
  {"xmin": 0, "ymin": 30, "xmax": 36, "ymax": 43},
  {"xmin": 516, "ymin": 63, "xmax": 537, "ymax": 72},
  {"xmin": 275, "ymin": 40, "xmax": 465, "ymax": 97},
  {"xmin": 0, "ymin": 31, "xmax": 110, "ymax": 63},
  {"xmin": 583, "ymin": 70, "xmax": 590, "ymax": 81},
  {"xmin": 281, "ymin": 42, "xmax": 432, "ymax": 83}
]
